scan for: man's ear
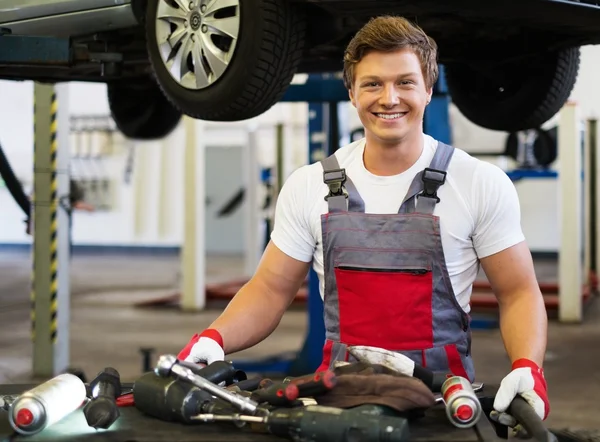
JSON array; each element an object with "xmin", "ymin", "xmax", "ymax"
[
  {"xmin": 426, "ymin": 86, "xmax": 433, "ymax": 104},
  {"xmin": 349, "ymin": 87, "xmax": 356, "ymax": 108}
]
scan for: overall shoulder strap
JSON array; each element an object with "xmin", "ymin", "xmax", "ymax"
[
  {"xmin": 399, "ymin": 141, "xmax": 455, "ymax": 214},
  {"xmin": 321, "ymin": 154, "xmax": 365, "ymax": 213}
]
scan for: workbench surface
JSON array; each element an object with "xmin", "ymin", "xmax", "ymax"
[{"xmin": 0, "ymin": 383, "xmax": 506, "ymax": 442}]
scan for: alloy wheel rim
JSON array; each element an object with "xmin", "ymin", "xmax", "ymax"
[{"xmin": 155, "ymin": 0, "xmax": 240, "ymax": 90}]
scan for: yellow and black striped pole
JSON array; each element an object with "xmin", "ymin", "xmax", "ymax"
[
  {"xmin": 32, "ymin": 83, "xmax": 67, "ymax": 377},
  {"xmin": 49, "ymin": 92, "xmax": 59, "ymax": 344}
]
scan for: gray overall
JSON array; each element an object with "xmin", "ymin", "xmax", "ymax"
[{"xmin": 315, "ymin": 141, "xmax": 475, "ymax": 382}]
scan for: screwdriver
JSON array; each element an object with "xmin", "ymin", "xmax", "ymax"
[
  {"xmin": 251, "ymin": 382, "xmax": 299, "ymax": 406},
  {"xmin": 283, "ymin": 370, "xmax": 337, "ymax": 397}
]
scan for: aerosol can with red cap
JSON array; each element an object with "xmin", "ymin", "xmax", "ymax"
[
  {"xmin": 8, "ymin": 373, "xmax": 87, "ymax": 436},
  {"xmin": 441, "ymin": 376, "xmax": 483, "ymax": 429}
]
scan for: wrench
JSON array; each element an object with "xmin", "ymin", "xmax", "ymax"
[{"xmin": 155, "ymin": 354, "xmax": 261, "ymax": 415}]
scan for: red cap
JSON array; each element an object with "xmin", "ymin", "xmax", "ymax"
[
  {"xmin": 16, "ymin": 409, "xmax": 34, "ymax": 426},
  {"xmin": 455, "ymin": 404, "xmax": 473, "ymax": 421}
]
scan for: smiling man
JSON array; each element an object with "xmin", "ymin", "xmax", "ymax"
[{"xmin": 177, "ymin": 16, "xmax": 550, "ymax": 428}]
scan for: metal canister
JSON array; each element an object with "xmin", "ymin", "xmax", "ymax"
[
  {"xmin": 441, "ymin": 376, "xmax": 482, "ymax": 429},
  {"xmin": 8, "ymin": 373, "xmax": 87, "ymax": 436}
]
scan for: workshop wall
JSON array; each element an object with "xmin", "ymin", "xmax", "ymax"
[{"xmin": 1, "ymin": 45, "xmax": 599, "ymax": 253}]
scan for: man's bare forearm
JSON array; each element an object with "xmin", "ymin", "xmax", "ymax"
[
  {"xmin": 207, "ymin": 278, "xmax": 295, "ymax": 354},
  {"xmin": 498, "ymin": 290, "xmax": 548, "ymax": 367}
]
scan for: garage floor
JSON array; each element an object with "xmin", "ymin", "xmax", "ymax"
[{"xmin": 0, "ymin": 248, "xmax": 599, "ymax": 432}]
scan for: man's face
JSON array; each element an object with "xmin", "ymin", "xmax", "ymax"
[{"xmin": 349, "ymin": 48, "xmax": 432, "ymax": 147}]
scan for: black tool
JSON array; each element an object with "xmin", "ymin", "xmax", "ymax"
[
  {"xmin": 83, "ymin": 367, "xmax": 121, "ymax": 429},
  {"xmin": 508, "ymin": 396, "xmax": 558, "ymax": 442},
  {"xmin": 251, "ymin": 382, "xmax": 299, "ymax": 406},
  {"xmin": 228, "ymin": 377, "xmax": 262, "ymax": 392},
  {"xmin": 193, "ymin": 404, "xmax": 410, "ymax": 442},
  {"xmin": 267, "ymin": 404, "xmax": 410, "ymax": 442},
  {"xmin": 178, "ymin": 360, "xmax": 242, "ymax": 385},
  {"xmin": 156, "ymin": 355, "xmax": 260, "ymax": 415},
  {"xmin": 285, "ymin": 370, "xmax": 338, "ymax": 397},
  {"xmin": 133, "ymin": 371, "xmax": 212, "ymax": 423}
]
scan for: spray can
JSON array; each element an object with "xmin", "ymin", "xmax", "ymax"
[
  {"xmin": 441, "ymin": 376, "xmax": 482, "ymax": 429},
  {"xmin": 8, "ymin": 373, "xmax": 87, "ymax": 436}
]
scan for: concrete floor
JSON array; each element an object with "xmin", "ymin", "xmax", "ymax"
[{"xmin": 0, "ymin": 248, "xmax": 599, "ymax": 433}]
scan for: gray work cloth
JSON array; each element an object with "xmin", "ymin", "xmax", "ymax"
[{"xmin": 316, "ymin": 141, "xmax": 475, "ymax": 382}]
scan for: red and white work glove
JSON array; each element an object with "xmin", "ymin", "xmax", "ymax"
[
  {"xmin": 177, "ymin": 329, "xmax": 225, "ymax": 366},
  {"xmin": 492, "ymin": 358, "xmax": 550, "ymax": 428}
]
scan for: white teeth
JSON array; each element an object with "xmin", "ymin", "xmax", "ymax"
[{"xmin": 376, "ymin": 113, "xmax": 404, "ymax": 120}]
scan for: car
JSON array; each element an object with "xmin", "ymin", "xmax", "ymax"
[{"xmin": 0, "ymin": 0, "xmax": 597, "ymax": 140}]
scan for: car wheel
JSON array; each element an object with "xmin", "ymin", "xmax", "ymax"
[
  {"xmin": 445, "ymin": 47, "xmax": 580, "ymax": 132},
  {"xmin": 107, "ymin": 77, "xmax": 182, "ymax": 140},
  {"xmin": 145, "ymin": 0, "xmax": 306, "ymax": 122}
]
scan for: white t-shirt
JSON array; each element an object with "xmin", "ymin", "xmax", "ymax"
[{"xmin": 270, "ymin": 135, "xmax": 525, "ymax": 313}]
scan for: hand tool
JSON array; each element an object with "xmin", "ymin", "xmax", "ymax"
[
  {"xmin": 83, "ymin": 367, "xmax": 122, "ymax": 430},
  {"xmin": 440, "ymin": 376, "xmax": 482, "ymax": 429},
  {"xmin": 177, "ymin": 359, "xmax": 244, "ymax": 385},
  {"xmin": 155, "ymin": 354, "xmax": 261, "ymax": 415},
  {"xmin": 192, "ymin": 404, "xmax": 411, "ymax": 442},
  {"xmin": 133, "ymin": 371, "xmax": 216, "ymax": 423},
  {"xmin": 283, "ymin": 370, "xmax": 337, "ymax": 397},
  {"xmin": 349, "ymin": 345, "xmax": 466, "ymax": 392},
  {"xmin": 251, "ymin": 382, "xmax": 299, "ymax": 406},
  {"xmin": 227, "ymin": 376, "xmax": 263, "ymax": 393},
  {"xmin": 8, "ymin": 373, "xmax": 87, "ymax": 436}
]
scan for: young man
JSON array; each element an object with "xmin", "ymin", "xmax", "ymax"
[{"xmin": 178, "ymin": 16, "xmax": 550, "ymax": 425}]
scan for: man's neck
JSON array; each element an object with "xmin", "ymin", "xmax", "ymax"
[{"xmin": 363, "ymin": 132, "xmax": 424, "ymax": 176}]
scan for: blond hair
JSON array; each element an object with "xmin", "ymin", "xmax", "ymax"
[{"xmin": 343, "ymin": 16, "xmax": 439, "ymax": 90}]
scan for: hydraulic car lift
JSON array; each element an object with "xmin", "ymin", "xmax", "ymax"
[{"xmin": 0, "ymin": 32, "xmax": 73, "ymax": 378}]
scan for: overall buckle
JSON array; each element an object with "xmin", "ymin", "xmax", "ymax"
[
  {"xmin": 419, "ymin": 167, "xmax": 446, "ymax": 203},
  {"xmin": 323, "ymin": 168, "xmax": 348, "ymax": 201}
]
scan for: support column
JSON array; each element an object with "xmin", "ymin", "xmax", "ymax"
[
  {"xmin": 558, "ymin": 102, "xmax": 583, "ymax": 323},
  {"xmin": 31, "ymin": 82, "xmax": 71, "ymax": 377},
  {"xmin": 243, "ymin": 125, "xmax": 262, "ymax": 276},
  {"xmin": 181, "ymin": 117, "xmax": 206, "ymax": 311},
  {"xmin": 584, "ymin": 119, "xmax": 597, "ymax": 299}
]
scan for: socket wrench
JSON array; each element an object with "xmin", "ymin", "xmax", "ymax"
[{"xmin": 154, "ymin": 354, "xmax": 260, "ymax": 415}]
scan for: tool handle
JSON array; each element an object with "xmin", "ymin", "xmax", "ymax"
[
  {"xmin": 411, "ymin": 364, "xmax": 448, "ymax": 392},
  {"xmin": 508, "ymin": 396, "xmax": 556, "ymax": 442},
  {"xmin": 294, "ymin": 371, "xmax": 337, "ymax": 397},
  {"xmin": 178, "ymin": 360, "xmax": 237, "ymax": 385},
  {"xmin": 231, "ymin": 377, "xmax": 263, "ymax": 392},
  {"xmin": 252, "ymin": 383, "xmax": 299, "ymax": 406}
]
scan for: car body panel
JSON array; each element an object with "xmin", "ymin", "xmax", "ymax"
[
  {"xmin": 0, "ymin": 0, "xmax": 130, "ymax": 23},
  {"xmin": 0, "ymin": 5, "xmax": 137, "ymax": 37}
]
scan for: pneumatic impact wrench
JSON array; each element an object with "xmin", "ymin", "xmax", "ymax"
[{"xmin": 154, "ymin": 354, "xmax": 411, "ymax": 442}]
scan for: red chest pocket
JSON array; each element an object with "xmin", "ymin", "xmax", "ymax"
[{"xmin": 334, "ymin": 259, "xmax": 434, "ymax": 351}]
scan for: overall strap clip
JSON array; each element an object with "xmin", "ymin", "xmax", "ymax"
[
  {"xmin": 418, "ymin": 167, "xmax": 447, "ymax": 203},
  {"xmin": 323, "ymin": 168, "xmax": 348, "ymax": 201}
]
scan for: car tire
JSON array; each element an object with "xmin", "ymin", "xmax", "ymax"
[
  {"xmin": 445, "ymin": 47, "xmax": 580, "ymax": 132},
  {"xmin": 144, "ymin": 0, "xmax": 306, "ymax": 122},
  {"xmin": 107, "ymin": 77, "xmax": 182, "ymax": 140}
]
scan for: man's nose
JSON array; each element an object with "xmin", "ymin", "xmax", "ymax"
[{"xmin": 379, "ymin": 84, "xmax": 400, "ymax": 107}]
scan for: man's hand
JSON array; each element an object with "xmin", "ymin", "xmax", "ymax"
[
  {"xmin": 177, "ymin": 329, "xmax": 225, "ymax": 365},
  {"xmin": 492, "ymin": 358, "xmax": 550, "ymax": 427}
]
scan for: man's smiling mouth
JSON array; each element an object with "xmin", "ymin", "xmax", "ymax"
[{"xmin": 374, "ymin": 112, "xmax": 407, "ymax": 120}]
